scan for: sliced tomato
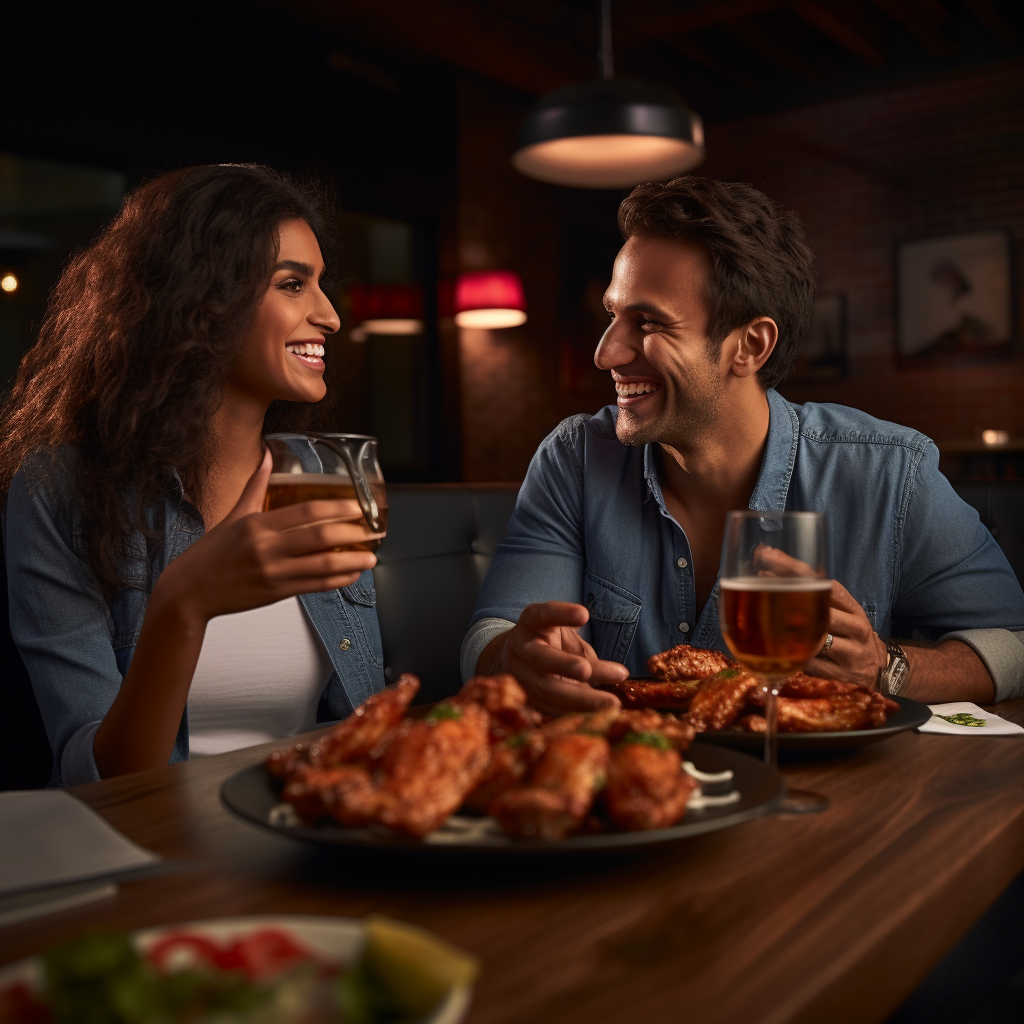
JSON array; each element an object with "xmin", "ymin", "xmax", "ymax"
[{"xmin": 224, "ymin": 929, "xmax": 313, "ymax": 980}]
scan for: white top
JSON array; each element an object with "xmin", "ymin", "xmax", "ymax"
[{"xmin": 186, "ymin": 597, "xmax": 334, "ymax": 756}]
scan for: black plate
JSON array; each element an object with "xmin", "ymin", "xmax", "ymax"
[
  {"xmin": 696, "ymin": 695, "xmax": 932, "ymax": 752},
  {"xmin": 221, "ymin": 743, "xmax": 782, "ymax": 855}
]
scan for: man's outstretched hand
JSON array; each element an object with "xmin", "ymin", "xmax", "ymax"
[{"xmin": 477, "ymin": 601, "xmax": 627, "ymax": 715}]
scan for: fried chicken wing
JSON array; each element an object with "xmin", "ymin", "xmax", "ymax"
[
  {"xmin": 647, "ymin": 645, "xmax": 736, "ymax": 682},
  {"xmin": 774, "ymin": 693, "xmax": 874, "ymax": 732},
  {"xmin": 281, "ymin": 765, "xmax": 373, "ymax": 820},
  {"xmin": 370, "ymin": 702, "xmax": 491, "ymax": 837},
  {"xmin": 596, "ymin": 678, "xmax": 701, "ymax": 710},
  {"xmin": 607, "ymin": 710, "xmax": 696, "ymax": 751},
  {"xmin": 265, "ymin": 742, "xmax": 311, "ymax": 780},
  {"xmin": 779, "ymin": 672, "xmax": 862, "ymax": 699},
  {"xmin": 310, "ymin": 674, "xmax": 420, "ymax": 767},
  {"xmin": 463, "ymin": 730, "xmax": 547, "ymax": 813},
  {"xmin": 687, "ymin": 668, "xmax": 760, "ymax": 732},
  {"xmin": 604, "ymin": 737, "xmax": 696, "ymax": 831},
  {"xmin": 265, "ymin": 675, "xmax": 419, "ymax": 779},
  {"xmin": 490, "ymin": 733, "xmax": 609, "ymax": 840},
  {"xmin": 455, "ymin": 674, "xmax": 542, "ymax": 735},
  {"xmin": 539, "ymin": 706, "xmax": 619, "ymax": 738},
  {"xmin": 869, "ymin": 689, "xmax": 901, "ymax": 725}
]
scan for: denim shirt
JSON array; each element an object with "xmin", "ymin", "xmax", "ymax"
[
  {"xmin": 4, "ymin": 450, "xmax": 385, "ymax": 787},
  {"xmin": 465, "ymin": 391, "xmax": 1024, "ymax": 699}
]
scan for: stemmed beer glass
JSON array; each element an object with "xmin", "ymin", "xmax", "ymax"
[
  {"xmin": 263, "ymin": 433, "xmax": 387, "ymax": 551},
  {"xmin": 719, "ymin": 510, "xmax": 831, "ymax": 814}
]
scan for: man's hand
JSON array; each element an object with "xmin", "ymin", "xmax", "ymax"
[
  {"xmin": 752, "ymin": 544, "xmax": 885, "ymax": 689},
  {"xmin": 803, "ymin": 580, "xmax": 887, "ymax": 688},
  {"xmin": 477, "ymin": 601, "xmax": 628, "ymax": 715}
]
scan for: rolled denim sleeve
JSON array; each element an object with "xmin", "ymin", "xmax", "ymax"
[
  {"xmin": 4, "ymin": 469, "xmax": 122, "ymax": 785},
  {"xmin": 894, "ymin": 442, "xmax": 1024, "ymax": 700},
  {"xmin": 469, "ymin": 417, "xmax": 588, "ymax": 629}
]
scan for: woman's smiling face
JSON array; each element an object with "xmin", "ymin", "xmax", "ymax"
[{"xmin": 228, "ymin": 218, "xmax": 340, "ymax": 407}]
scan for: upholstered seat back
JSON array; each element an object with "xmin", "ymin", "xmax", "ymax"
[
  {"xmin": 953, "ymin": 480, "xmax": 1024, "ymax": 586},
  {"xmin": 372, "ymin": 483, "xmax": 519, "ymax": 704}
]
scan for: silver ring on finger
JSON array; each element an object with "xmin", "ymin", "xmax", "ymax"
[{"xmin": 821, "ymin": 633, "xmax": 834, "ymax": 654}]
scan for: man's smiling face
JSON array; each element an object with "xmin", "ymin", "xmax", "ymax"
[{"xmin": 595, "ymin": 235, "xmax": 727, "ymax": 450}]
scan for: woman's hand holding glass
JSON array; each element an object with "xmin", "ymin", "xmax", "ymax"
[{"xmin": 158, "ymin": 450, "xmax": 376, "ymax": 624}]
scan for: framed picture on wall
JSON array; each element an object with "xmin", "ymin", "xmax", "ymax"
[
  {"xmin": 790, "ymin": 293, "xmax": 847, "ymax": 381},
  {"xmin": 896, "ymin": 229, "xmax": 1011, "ymax": 365}
]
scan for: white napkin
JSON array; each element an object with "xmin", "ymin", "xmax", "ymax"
[
  {"xmin": 918, "ymin": 702, "xmax": 1024, "ymax": 736},
  {"xmin": 0, "ymin": 790, "xmax": 160, "ymax": 898}
]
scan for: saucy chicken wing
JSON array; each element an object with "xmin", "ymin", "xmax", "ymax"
[
  {"xmin": 687, "ymin": 668, "xmax": 760, "ymax": 732},
  {"xmin": 604, "ymin": 735, "xmax": 696, "ymax": 831},
  {"xmin": 369, "ymin": 702, "xmax": 491, "ymax": 837},
  {"xmin": 647, "ymin": 645, "xmax": 736, "ymax": 682},
  {"xmin": 454, "ymin": 674, "xmax": 542, "ymax": 736},
  {"xmin": 596, "ymin": 678, "xmax": 701, "ymax": 710},
  {"xmin": 490, "ymin": 732, "xmax": 609, "ymax": 841},
  {"xmin": 736, "ymin": 693, "xmax": 875, "ymax": 732}
]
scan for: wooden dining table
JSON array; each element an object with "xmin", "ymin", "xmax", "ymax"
[{"xmin": 3, "ymin": 697, "xmax": 1024, "ymax": 1024}]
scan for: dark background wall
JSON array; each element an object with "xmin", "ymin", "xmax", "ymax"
[{"xmin": 1, "ymin": 0, "xmax": 1021, "ymax": 483}]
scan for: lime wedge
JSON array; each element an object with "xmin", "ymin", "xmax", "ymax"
[{"xmin": 360, "ymin": 916, "xmax": 477, "ymax": 1019}]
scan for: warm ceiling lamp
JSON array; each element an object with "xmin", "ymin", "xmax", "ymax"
[
  {"xmin": 348, "ymin": 283, "xmax": 423, "ymax": 340},
  {"xmin": 512, "ymin": 0, "xmax": 704, "ymax": 189},
  {"xmin": 454, "ymin": 271, "xmax": 527, "ymax": 329}
]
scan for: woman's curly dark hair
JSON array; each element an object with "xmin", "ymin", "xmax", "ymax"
[{"xmin": 0, "ymin": 163, "xmax": 338, "ymax": 598}]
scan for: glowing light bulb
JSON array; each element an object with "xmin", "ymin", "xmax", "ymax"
[
  {"xmin": 982, "ymin": 429, "xmax": 1009, "ymax": 447},
  {"xmin": 0, "ymin": 273, "xmax": 17, "ymax": 293}
]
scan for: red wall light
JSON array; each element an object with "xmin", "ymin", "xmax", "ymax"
[
  {"xmin": 454, "ymin": 271, "xmax": 527, "ymax": 329},
  {"xmin": 349, "ymin": 283, "xmax": 424, "ymax": 339}
]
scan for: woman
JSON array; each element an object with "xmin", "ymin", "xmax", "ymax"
[{"xmin": 1, "ymin": 164, "xmax": 384, "ymax": 786}]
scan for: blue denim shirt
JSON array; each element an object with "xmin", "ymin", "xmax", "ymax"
[
  {"xmin": 464, "ymin": 391, "xmax": 1024, "ymax": 699},
  {"xmin": 4, "ymin": 450, "xmax": 385, "ymax": 787}
]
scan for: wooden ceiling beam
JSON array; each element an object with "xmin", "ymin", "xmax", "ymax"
[
  {"xmin": 869, "ymin": 0, "xmax": 956, "ymax": 57},
  {"xmin": 645, "ymin": 0, "xmax": 789, "ymax": 37},
  {"xmin": 282, "ymin": 0, "xmax": 592, "ymax": 95},
  {"xmin": 789, "ymin": 1, "xmax": 886, "ymax": 66},
  {"xmin": 959, "ymin": 0, "xmax": 1019, "ymax": 41},
  {"xmin": 662, "ymin": 36, "xmax": 763, "ymax": 92},
  {"xmin": 724, "ymin": 19, "xmax": 826, "ymax": 83},
  {"xmin": 613, "ymin": 0, "xmax": 763, "ymax": 92}
]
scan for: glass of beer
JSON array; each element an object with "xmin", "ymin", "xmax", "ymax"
[
  {"xmin": 719, "ymin": 510, "xmax": 830, "ymax": 813},
  {"xmin": 263, "ymin": 433, "xmax": 387, "ymax": 551}
]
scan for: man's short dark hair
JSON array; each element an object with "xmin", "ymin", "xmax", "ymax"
[{"xmin": 618, "ymin": 177, "xmax": 815, "ymax": 391}]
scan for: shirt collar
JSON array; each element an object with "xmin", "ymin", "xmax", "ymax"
[{"xmin": 642, "ymin": 388, "xmax": 799, "ymax": 513}]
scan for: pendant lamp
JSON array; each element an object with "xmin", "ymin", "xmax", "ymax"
[
  {"xmin": 454, "ymin": 271, "xmax": 527, "ymax": 329},
  {"xmin": 512, "ymin": 0, "xmax": 704, "ymax": 189}
]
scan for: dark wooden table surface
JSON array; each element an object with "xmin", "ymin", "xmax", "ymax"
[{"xmin": 3, "ymin": 698, "xmax": 1024, "ymax": 1024}]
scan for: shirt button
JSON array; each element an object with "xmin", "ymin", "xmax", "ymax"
[
  {"xmin": 677, "ymin": 557, "xmax": 688, "ymax": 568},
  {"xmin": 339, "ymin": 638, "xmax": 352, "ymax": 651},
  {"xmin": 678, "ymin": 622, "xmax": 689, "ymax": 633}
]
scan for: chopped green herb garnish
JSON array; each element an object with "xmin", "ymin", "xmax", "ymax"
[
  {"xmin": 426, "ymin": 704, "xmax": 462, "ymax": 723},
  {"xmin": 618, "ymin": 731, "xmax": 672, "ymax": 751},
  {"xmin": 937, "ymin": 713, "xmax": 987, "ymax": 728},
  {"xmin": 505, "ymin": 733, "xmax": 530, "ymax": 749}
]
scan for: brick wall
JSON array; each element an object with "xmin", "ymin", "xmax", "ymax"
[
  {"xmin": 700, "ymin": 61, "xmax": 1024, "ymax": 442},
  {"xmin": 456, "ymin": 62, "xmax": 1024, "ymax": 481}
]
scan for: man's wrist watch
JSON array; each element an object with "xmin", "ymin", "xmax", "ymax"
[{"xmin": 878, "ymin": 639, "xmax": 910, "ymax": 696}]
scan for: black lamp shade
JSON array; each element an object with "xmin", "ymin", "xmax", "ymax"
[{"xmin": 513, "ymin": 80, "xmax": 705, "ymax": 189}]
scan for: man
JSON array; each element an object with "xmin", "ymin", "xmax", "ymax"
[{"xmin": 462, "ymin": 177, "xmax": 1024, "ymax": 714}]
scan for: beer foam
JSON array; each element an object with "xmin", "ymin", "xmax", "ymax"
[{"xmin": 720, "ymin": 576, "xmax": 832, "ymax": 591}]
